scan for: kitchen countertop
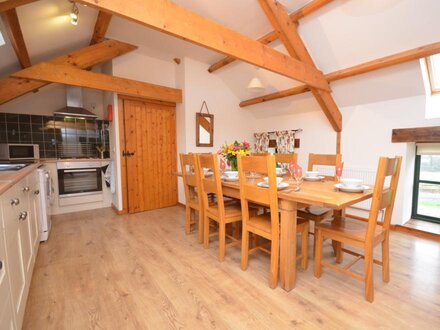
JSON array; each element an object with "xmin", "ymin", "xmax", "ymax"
[
  {"xmin": 0, "ymin": 162, "xmax": 41, "ymax": 195},
  {"xmin": 43, "ymin": 158, "xmax": 111, "ymax": 163}
]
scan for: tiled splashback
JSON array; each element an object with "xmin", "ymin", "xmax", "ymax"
[{"xmin": 0, "ymin": 113, "xmax": 110, "ymax": 159}]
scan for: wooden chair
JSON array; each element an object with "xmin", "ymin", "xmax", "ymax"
[
  {"xmin": 197, "ymin": 153, "xmax": 244, "ymax": 262},
  {"xmin": 314, "ymin": 156, "xmax": 402, "ymax": 302},
  {"xmin": 238, "ymin": 154, "xmax": 309, "ymax": 289},
  {"xmin": 275, "ymin": 153, "xmax": 297, "ymax": 164},
  {"xmin": 298, "ymin": 153, "xmax": 342, "ymax": 228},
  {"xmin": 180, "ymin": 153, "xmax": 204, "ymax": 243}
]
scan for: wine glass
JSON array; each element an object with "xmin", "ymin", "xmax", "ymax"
[
  {"xmin": 335, "ymin": 161, "xmax": 344, "ymax": 183},
  {"xmin": 293, "ymin": 166, "xmax": 303, "ymax": 191},
  {"xmin": 288, "ymin": 161, "xmax": 296, "ymax": 183}
]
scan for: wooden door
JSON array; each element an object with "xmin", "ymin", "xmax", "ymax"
[{"xmin": 123, "ymin": 98, "xmax": 177, "ymax": 213}]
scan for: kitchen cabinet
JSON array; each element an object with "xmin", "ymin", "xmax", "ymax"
[
  {"xmin": 0, "ymin": 230, "xmax": 16, "ymax": 330},
  {"xmin": 1, "ymin": 170, "xmax": 40, "ymax": 329}
]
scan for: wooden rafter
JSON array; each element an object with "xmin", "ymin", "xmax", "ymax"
[
  {"xmin": 0, "ymin": 39, "xmax": 137, "ymax": 104},
  {"xmin": 208, "ymin": 0, "xmax": 334, "ymax": 73},
  {"xmin": 12, "ymin": 62, "xmax": 183, "ymax": 103},
  {"xmin": 258, "ymin": 0, "xmax": 342, "ymax": 132},
  {"xmin": 0, "ymin": 0, "xmax": 38, "ymax": 12},
  {"xmin": 76, "ymin": 0, "xmax": 330, "ymax": 91},
  {"xmin": 240, "ymin": 41, "xmax": 440, "ymax": 107},
  {"xmin": 90, "ymin": 11, "xmax": 112, "ymax": 45},
  {"xmin": 1, "ymin": 8, "xmax": 31, "ymax": 68}
]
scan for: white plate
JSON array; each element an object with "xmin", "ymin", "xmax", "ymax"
[
  {"xmin": 334, "ymin": 183, "xmax": 370, "ymax": 193},
  {"xmin": 204, "ymin": 171, "xmax": 213, "ymax": 177},
  {"xmin": 304, "ymin": 176, "xmax": 325, "ymax": 181},
  {"xmin": 276, "ymin": 170, "xmax": 288, "ymax": 177},
  {"xmin": 222, "ymin": 176, "xmax": 239, "ymax": 182},
  {"xmin": 257, "ymin": 181, "xmax": 289, "ymax": 190}
]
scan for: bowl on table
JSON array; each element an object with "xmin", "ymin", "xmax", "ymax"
[
  {"xmin": 305, "ymin": 171, "xmax": 319, "ymax": 178},
  {"xmin": 224, "ymin": 171, "xmax": 239, "ymax": 179},
  {"xmin": 264, "ymin": 177, "xmax": 283, "ymax": 185},
  {"xmin": 340, "ymin": 178, "xmax": 363, "ymax": 188}
]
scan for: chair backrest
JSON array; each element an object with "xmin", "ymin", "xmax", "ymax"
[
  {"xmin": 196, "ymin": 153, "xmax": 226, "ymax": 216},
  {"xmin": 308, "ymin": 153, "xmax": 342, "ymax": 180},
  {"xmin": 238, "ymin": 155, "xmax": 280, "ymax": 237},
  {"xmin": 180, "ymin": 153, "xmax": 202, "ymax": 206},
  {"xmin": 275, "ymin": 153, "xmax": 297, "ymax": 164},
  {"xmin": 366, "ymin": 156, "xmax": 402, "ymax": 240}
]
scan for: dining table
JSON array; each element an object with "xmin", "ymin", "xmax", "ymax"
[{"xmin": 220, "ymin": 176, "xmax": 374, "ymax": 292}]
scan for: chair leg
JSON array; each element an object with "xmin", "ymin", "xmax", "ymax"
[
  {"xmin": 219, "ymin": 222, "xmax": 226, "ymax": 262},
  {"xmin": 203, "ymin": 214, "xmax": 210, "ymax": 249},
  {"xmin": 314, "ymin": 228, "xmax": 323, "ymax": 278},
  {"xmin": 241, "ymin": 229, "xmax": 249, "ymax": 270},
  {"xmin": 364, "ymin": 246, "xmax": 374, "ymax": 303},
  {"xmin": 269, "ymin": 238, "xmax": 279, "ymax": 289},
  {"xmin": 185, "ymin": 206, "xmax": 191, "ymax": 235},
  {"xmin": 252, "ymin": 233, "xmax": 258, "ymax": 248},
  {"xmin": 233, "ymin": 222, "xmax": 240, "ymax": 240},
  {"xmin": 300, "ymin": 222, "xmax": 309, "ymax": 270},
  {"xmin": 382, "ymin": 233, "xmax": 390, "ymax": 283},
  {"xmin": 197, "ymin": 208, "xmax": 204, "ymax": 244}
]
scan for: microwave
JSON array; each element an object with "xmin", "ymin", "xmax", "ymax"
[{"xmin": 0, "ymin": 144, "xmax": 40, "ymax": 160}]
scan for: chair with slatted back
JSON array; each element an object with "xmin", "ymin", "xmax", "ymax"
[
  {"xmin": 197, "ymin": 153, "xmax": 244, "ymax": 262},
  {"xmin": 238, "ymin": 154, "xmax": 309, "ymax": 288},
  {"xmin": 314, "ymin": 156, "xmax": 402, "ymax": 302},
  {"xmin": 180, "ymin": 153, "xmax": 204, "ymax": 243},
  {"xmin": 275, "ymin": 153, "xmax": 297, "ymax": 165},
  {"xmin": 298, "ymin": 153, "xmax": 342, "ymax": 227}
]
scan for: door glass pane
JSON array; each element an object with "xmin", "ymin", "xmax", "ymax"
[
  {"xmin": 420, "ymin": 155, "xmax": 440, "ymax": 182},
  {"xmin": 417, "ymin": 183, "xmax": 440, "ymax": 218}
]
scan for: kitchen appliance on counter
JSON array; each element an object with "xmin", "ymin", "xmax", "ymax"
[
  {"xmin": 37, "ymin": 167, "xmax": 53, "ymax": 242},
  {"xmin": 0, "ymin": 143, "xmax": 39, "ymax": 160},
  {"xmin": 57, "ymin": 161, "xmax": 103, "ymax": 206}
]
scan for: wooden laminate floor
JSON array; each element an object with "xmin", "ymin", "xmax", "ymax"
[{"xmin": 23, "ymin": 207, "xmax": 440, "ymax": 329}]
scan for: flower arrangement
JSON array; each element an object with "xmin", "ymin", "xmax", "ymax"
[{"xmin": 218, "ymin": 140, "xmax": 251, "ymax": 171}]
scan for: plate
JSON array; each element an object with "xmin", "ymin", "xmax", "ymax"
[
  {"xmin": 304, "ymin": 176, "xmax": 325, "ymax": 181},
  {"xmin": 334, "ymin": 183, "xmax": 370, "ymax": 193},
  {"xmin": 257, "ymin": 181, "xmax": 289, "ymax": 190},
  {"xmin": 222, "ymin": 176, "xmax": 239, "ymax": 182},
  {"xmin": 276, "ymin": 170, "xmax": 288, "ymax": 177},
  {"xmin": 204, "ymin": 171, "xmax": 213, "ymax": 177}
]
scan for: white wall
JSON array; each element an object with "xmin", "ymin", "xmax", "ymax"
[{"xmin": 252, "ymin": 95, "xmax": 440, "ymax": 225}]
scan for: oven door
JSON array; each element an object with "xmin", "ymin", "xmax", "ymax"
[{"xmin": 57, "ymin": 167, "xmax": 102, "ymax": 197}]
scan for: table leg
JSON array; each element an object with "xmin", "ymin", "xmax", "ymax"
[
  {"xmin": 332, "ymin": 209, "xmax": 345, "ymax": 263},
  {"xmin": 279, "ymin": 199, "xmax": 297, "ymax": 291}
]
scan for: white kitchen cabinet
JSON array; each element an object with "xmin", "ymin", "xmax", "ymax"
[
  {"xmin": 0, "ymin": 228, "xmax": 16, "ymax": 330},
  {"xmin": 1, "ymin": 169, "xmax": 41, "ymax": 330}
]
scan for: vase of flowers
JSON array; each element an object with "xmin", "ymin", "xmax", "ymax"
[{"xmin": 218, "ymin": 140, "xmax": 251, "ymax": 171}]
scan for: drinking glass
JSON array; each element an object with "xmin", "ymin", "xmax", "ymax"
[{"xmin": 293, "ymin": 171, "xmax": 303, "ymax": 191}]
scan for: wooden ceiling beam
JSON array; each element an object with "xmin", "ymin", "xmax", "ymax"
[
  {"xmin": 90, "ymin": 11, "xmax": 112, "ymax": 45},
  {"xmin": 240, "ymin": 41, "xmax": 440, "ymax": 108},
  {"xmin": 208, "ymin": 0, "xmax": 334, "ymax": 73},
  {"xmin": 76, "ymin": 0, "xmax": 330, "ymax": 91},
  {"xmin": 0, "ymin": 0, "xmax": 38, "ymax": 13},
  {"xmin": 1, "ymin": 8, "xmax": 31, "ymax": 68},
  {"xmin": 0, "ymin": 39, "xmax": 137, "ymax": 104},
  {"xmin": 12, "ymin": 62, "xmax": 182, "ymax": 103},
  {"xmin": 258, "ymin": 0, "xmax": 342, "ymax": 132}
]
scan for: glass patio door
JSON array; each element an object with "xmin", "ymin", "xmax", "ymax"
[{"xmin": 412, "ymin": 144, "xmax": 440, "ymax": 223}]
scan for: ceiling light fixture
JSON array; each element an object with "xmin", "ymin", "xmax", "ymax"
[
  {"xmin": 247, "ymin": 77, "xmax": 265, "ymax": 92},
  {"xmin": 70, "ymin": 1, "xmax": 79, "ymax": 26}
]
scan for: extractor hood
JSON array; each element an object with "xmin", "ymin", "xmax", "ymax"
[{"xmin": 54, "ymin": 86, "xmax": 98, "ymax": 119}]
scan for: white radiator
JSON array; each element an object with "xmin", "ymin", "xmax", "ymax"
[{"xmin": 314, "ymin": 165, "xmax": 376, "ymax": 211}]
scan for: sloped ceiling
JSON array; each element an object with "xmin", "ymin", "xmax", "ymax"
[{"xmin": 0, "ymin": 0, "xmax": 439, "ymax": 111}]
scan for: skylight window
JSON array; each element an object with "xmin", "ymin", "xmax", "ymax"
[
  {"xmin": 0, "ymin": 31, "xmax": 5, "ymax": 47},
  {"xmin": 426, "ymin": 54, "xmax": 440, "ymax": 94}
]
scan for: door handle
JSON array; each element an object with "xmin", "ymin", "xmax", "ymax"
[
  {"xmin": 34, "ymin": 190, "xmax": 40, "ymax": 195},
  {"xmin": 11, "ymin": 198, "xmax": 20, "ymax": 206},
  {"xmin": 19, "ymin": 211, "xmax": 28, "ymax": 221}
]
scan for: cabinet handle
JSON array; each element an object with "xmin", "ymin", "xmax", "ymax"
[
  {"xmin": 22, "ymin": 186, "xmax": 30, "ymax": 192},
  {"xmin": 19, "ymin": 211, "xmax": 28, "ymax": 221},
  {"xmin": 10, "ymin": 198, "xmax": 20, "ymax": 206},
  {"xmin": 0, "ymin": 260, "xmax": 2, "ymax": 271},
  {"xmin": 34, "ymin": 190, "xmax": 40, "ymax": 195}
]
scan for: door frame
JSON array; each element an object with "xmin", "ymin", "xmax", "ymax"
[{"xmin": 118, "ymin": 94, "xmax": 177, "ymax": 214}]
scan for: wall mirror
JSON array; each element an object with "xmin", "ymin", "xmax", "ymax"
[{"xmin": 196, "ymin": 112, "xmax": 214, "ymax": 147}]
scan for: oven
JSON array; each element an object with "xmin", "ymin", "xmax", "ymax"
[
  {"xmin": 57, "ymin": 161, "xmax": 102, "ymax": 198},
  {"xmin": 0, "ymin": 143, "xmax": 40, "ymax": 160}
]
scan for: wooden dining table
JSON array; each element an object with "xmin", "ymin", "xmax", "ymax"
[{"xmin": 220, "ymin": 176, "xmax": 374, "ymax": 291}]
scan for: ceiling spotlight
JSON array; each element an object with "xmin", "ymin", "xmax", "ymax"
[{"xmin": 70, "ymin": 1, "xmax": 79, "ymax": 26}]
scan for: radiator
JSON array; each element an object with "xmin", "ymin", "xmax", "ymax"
[{"xmin": 314, "ymin": 165, "xmax": 376, "ymax": 211}]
